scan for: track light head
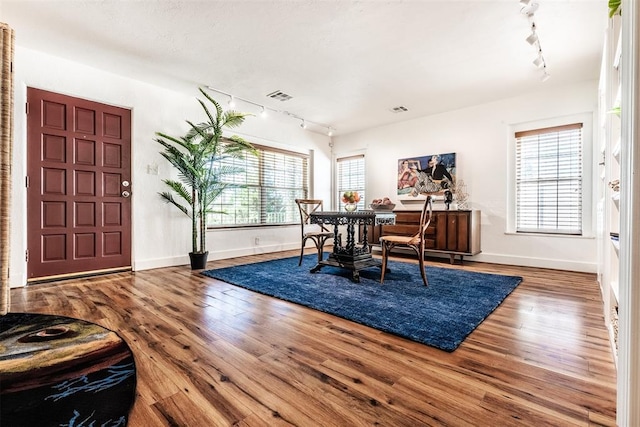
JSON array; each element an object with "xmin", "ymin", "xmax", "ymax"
[
  {"xmin": 533, "ymin": 55, "xmax": 544, "ymax": 68},
  {"xmin": 260, "ymin": 106, "xmax": 267, "ymax": 118},
  {"xmin": 518, "ymin": 2, "xmax": 548, "ymax": 80},
  {"xmin": 228, "ymin": 96, "xmax": 236, "ymax": 109},
  {"xmin": 520, "ymin": 1, "xmax": 539, "ymax": 15},
  {"xmin": 300, "ymin": 119, "xmax": 307, "ymax": 129},
  {"xmin": 327, "ymin": 127, "xmax": 333, "ymax": 136}
]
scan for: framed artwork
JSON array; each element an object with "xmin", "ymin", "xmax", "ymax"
[{"xmin": 397, "ymin": 152, "xmax": 456, "ymax": 199}]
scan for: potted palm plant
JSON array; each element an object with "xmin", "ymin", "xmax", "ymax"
[{"xmin": 156, "ymin": 87, "xmax": 257, "ymax": 269}]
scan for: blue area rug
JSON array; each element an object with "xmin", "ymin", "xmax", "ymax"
[{"xmin": 202, "ymin": 255, "xmax": 522, "ymax": 351}]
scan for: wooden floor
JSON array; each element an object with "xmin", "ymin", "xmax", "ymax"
[{"xmin": 9, "ymin": 250, "xmax": 617, "ymax": 426}]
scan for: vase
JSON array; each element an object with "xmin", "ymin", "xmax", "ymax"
[{"xmin": 344, "ymin": 202, "xmax": 357, "ymax": 212}]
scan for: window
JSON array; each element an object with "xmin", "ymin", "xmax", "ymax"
[
  {"xmin": 336, "ymin": 155, "xmax": 365, "ymax": 211},
  {"xmin": 208, "ymin": 144, "xmax": 309, "ymax": 227},
  {"xmin": 515, "ymin": 123, "xmax": 583, "ymax": 235}
]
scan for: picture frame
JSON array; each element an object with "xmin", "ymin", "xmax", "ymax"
[{"xmin": 397, "ymin": 152, "xmax": 456, "ymax": 200}]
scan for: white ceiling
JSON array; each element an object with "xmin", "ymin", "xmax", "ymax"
[{"xmin": 1, "ymin": 0, "xmax": 607, "ymax": 136}]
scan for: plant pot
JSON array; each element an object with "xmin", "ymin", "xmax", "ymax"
[{"xmin": 189, "ymin": 251, "xmax": 209, "ymax": 270}]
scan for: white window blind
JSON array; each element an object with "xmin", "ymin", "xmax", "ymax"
[
  {"xmin": 208, "ymin": 144, "xmax": 309, "ymax": 227},
  {"xmin": 515, "ymin": 123, "xmax": 583, "ymax": 235},
  {"xmin": 336, "ymin": 155, "xmax": 365, "ymax": 211}
]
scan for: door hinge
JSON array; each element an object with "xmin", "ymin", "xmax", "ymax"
[
  {"xmin": 25, "ymin": 102, "xmax": 29, "ymax": 115},
  {"xmin": 25, "ymin": 176, "xmax": 29, "ymax": 188},
  {"xmin": 25, "ymin": 249, "xmax": 29, "ymax": 262}
]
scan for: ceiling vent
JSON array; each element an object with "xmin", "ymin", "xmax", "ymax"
[
  {"xmin": 390, "ymin": 106, "xmax": 409, "ymax": 113},
  {"xmin": 266, "ymin": 90, "xmax": 293, "ymax": 101}
]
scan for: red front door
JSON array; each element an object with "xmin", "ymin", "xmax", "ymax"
[{"xmin": 26, "ymin": 88, "xmax": 132, "ymax": 281}]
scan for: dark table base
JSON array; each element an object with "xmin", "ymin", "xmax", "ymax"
[
  {"xmin": 310, "ymin": 253, "xmax": 382, "ymax": 283},
  {"xmin": 309, "ymin": 210, "xmax": 395, "ymax": 283}
]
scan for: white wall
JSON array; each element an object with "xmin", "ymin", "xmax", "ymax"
[
  {"xmin": 332, "ymin": 80, "xmax": 599, "ymax": 272},
  {"xmin": 10, "ymin": 47, "xmax": 332, "ymax": 287}
]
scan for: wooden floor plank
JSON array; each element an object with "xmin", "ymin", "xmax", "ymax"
[{"xmin": 8, "ymin": 249, "xmax": 617, "ymax": 426}]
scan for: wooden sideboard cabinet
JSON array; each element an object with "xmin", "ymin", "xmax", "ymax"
[{"xmin": 363, "ymin": 209, "xmax": 481, "ymax": 264}]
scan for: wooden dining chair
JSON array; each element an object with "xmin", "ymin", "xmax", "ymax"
[
  {"xmin": 379, "ymin": 196, "xmax": 433, "ymax": 286},
  {"xmin": 294, "ymin": 199, "xmax": 335, "ymax": 266}
]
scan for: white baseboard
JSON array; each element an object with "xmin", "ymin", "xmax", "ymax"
[
  {"xmin": 370, "ymin": 247, "xmax": 596, "ymax": 273},
  {"xmin": 133, "ymin": 243, "xmax": 302, "ymax": 271},
  {"xmin": 9, "ymin": 273, "xmax": 27, "ymax": 289},
  {"xmin": 14, "ymin": 245, "xmax": 596, "ymax": 284},
  {"xmin": 208, "ymin": 243, "xmax": 301, "ymax": 261},
  {"xmin": 133, "ymin": 255, "xmax": 189, "ymax": 271},
  {"xmin": 460, "ymin": 253, "xmax": 596, "ymax": 273}
]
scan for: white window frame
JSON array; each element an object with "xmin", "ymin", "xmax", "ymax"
[
  {"xmin": 207, "ymin": 143, "xmax": 310, "ymax": 228},
  {"xmin": 336, "ymin": 154, "xmax": 366, "ymax": 212},
  {"xmin": 507, "ymin": 113, "xmax": 594, "ymax": 237}
]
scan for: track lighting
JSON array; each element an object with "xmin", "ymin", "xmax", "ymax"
[
  {"xmin": 205, "ymin": 86, "xmax": 334, "ymax": 135},
  {"xmin": 518, "ymin": 1, "xmax": 548, "ymax": 82}
]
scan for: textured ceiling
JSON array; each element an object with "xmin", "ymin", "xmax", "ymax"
[{"xmin": 1, "ymin": 0, "xmax": 607, "ymax": 136}]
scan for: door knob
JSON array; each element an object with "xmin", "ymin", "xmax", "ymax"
[{"xmin": 122, "ymin": 190, "xmax": 131, "ymax": 198}]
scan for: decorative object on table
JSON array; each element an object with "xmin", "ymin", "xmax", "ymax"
[
  {"xmin": 397, "ymin": 153, "xmax": 456, "ymax": 200},
  {"xmin": 370, "ymin": 197, "xmax": 396, "ymax": 211},
  {"xmin": 155, "ymin": 87, "xmax": 257, "ymax": 270},
  {"xmin": 0, "ymin": 313, "xmax": 137, "ymax": 426},
  {"xmin": 380, "ymin": 196, "xmax": 433, "ymax": 286},
  {"xmin": 294, "ymin": 199, "xmax": 335, "ymax": 266},
  {"xmin": 453, "ymin": 179, "xmax": 469, "ymax": 210},
  {"xmin": 341, "ymin": 191, "xmax": 361, "ymax": 212},
  {"xmin": 202, "ymin": 255, "xmax": 522, "ymax": 352},
  {"xmin": 444, "ymin": 190, "xmax": 453, "ymax": 210}
]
